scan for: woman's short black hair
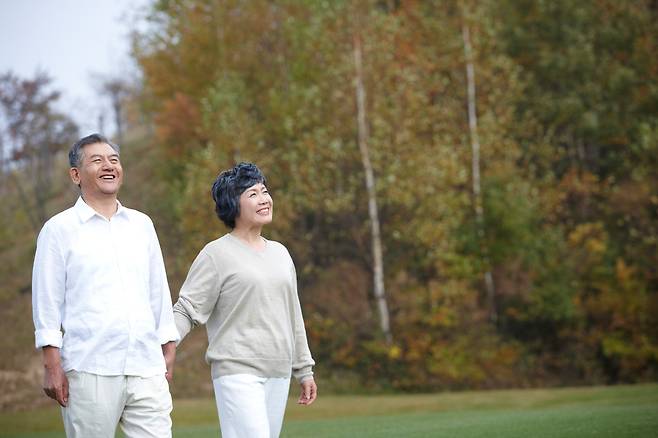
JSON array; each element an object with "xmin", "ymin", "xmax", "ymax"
[{"xmin": 211, "ymin": 162, "xmax": 267, "ymax": 228}]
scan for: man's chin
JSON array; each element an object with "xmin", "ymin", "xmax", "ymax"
[{"xmin": 98, "ymin": 189, "xmax": 121, "ymax": 197}]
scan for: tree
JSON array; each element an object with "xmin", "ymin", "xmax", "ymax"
[
  {"xmin": 95, "ymin": 76, "xmax": 131, "ymax": 144},
  {"xmin": 494, "ymin": 0, "xmax": 658, "ymax": 381},
  {"xmin": 353, "ymin": 31, "xmax": 392, "ymax": 343},
  {"xmin": 461, "ymin": 11, "xmax": 496, "ymax": 323},
  {"xmin": 0, "ymin": 71, "xmax": 78, "ymax": 232}
]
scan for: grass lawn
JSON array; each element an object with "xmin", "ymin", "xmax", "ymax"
[{"xmin": 0, "ymin": 383, "xmax": 656, "ymax": 437}]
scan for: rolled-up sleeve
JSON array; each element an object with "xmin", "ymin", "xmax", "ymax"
[{"xmin": 32, "ymin": 222, "xmax": 66, "ymax": 349}]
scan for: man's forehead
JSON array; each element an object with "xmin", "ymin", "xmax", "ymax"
[{"xmin": 82, "ymin": 142, "xmax": 119, "ymax": 156}]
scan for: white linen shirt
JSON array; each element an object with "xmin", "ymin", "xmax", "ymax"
[{"xmin": 32, "ymin": 197, "xmax": 179, "ymax": 377}]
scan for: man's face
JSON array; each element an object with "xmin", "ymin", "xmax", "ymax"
[{"xmin": 70, "ymin": 142, "xmax": 123, "ymax": 198}]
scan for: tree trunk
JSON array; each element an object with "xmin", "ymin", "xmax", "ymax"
[
  {"xmin": 462, "ymin": 22, "xmax": 497, "ymax": 323},
  {"xmin": 112, "ymin": 98, "xmax": 124, "ymax": 145},
  {"xmin": 353, "ymin": 33, "xmax": 392, "ymax": 343}
]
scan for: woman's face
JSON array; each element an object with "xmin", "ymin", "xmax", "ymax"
[{"xmin": 235, "ymin": 182, "xmax": 273, "ymax": 229}]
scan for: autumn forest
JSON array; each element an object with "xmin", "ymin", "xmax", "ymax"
[{"xmin": 0, "ymin": 0, "xmax": 656, "ymax": 406}]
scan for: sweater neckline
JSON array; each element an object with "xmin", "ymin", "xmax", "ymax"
[{"xmin": 226, "ymin": 232, "xmax": 269, "ymax": 254}]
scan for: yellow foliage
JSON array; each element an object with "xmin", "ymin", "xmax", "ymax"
[
  {"xmin": 615, "ymin": 258, "xmax": 635, "ymax": 285},
  {"xmin": 568, "ymin": 222, "xmax": 606, "ymax": 250},
  {"xmin": 388, "ymin": 345, "xmax": 402, "ymax": 360}
]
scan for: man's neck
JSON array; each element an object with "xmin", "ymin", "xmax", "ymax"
[{"xmin": 81, "ymin": 194, "xmax": 119, "ymax": 220}]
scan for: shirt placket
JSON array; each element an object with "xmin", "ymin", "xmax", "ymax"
[{"xmin": 110, "ymin": 217, "xmax": 136, "ymax": 374}]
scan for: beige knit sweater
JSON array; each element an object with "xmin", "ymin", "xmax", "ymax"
[{"xmin": 173, "ymin": 233, "xmax": 315, "ymax": 382}]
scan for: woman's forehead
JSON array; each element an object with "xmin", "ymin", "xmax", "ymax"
[{"xmin": 243, "ymin": 182, "xmax": 267, "ymax": 191}]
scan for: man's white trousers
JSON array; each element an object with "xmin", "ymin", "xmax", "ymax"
[{"xmin": 61, "ymin": 371, "xmax": 172, "ymax": 438}]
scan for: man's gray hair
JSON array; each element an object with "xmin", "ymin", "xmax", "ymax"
[{"xmin": 69, "ymin": 133, "xmax": 119, "ymax": 168}]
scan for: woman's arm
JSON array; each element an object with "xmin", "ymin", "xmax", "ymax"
[{"xmin": 173, "ymin": 249, "xmax": 221, "ymax": 344}]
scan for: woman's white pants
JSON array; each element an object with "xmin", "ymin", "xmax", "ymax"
[{"xmin": 212, "ymin": 374, "xmax": 291, "ymax": 438}]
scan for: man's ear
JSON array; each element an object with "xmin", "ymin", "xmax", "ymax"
[{"xmin": 69, "ymin": 167, "xmax": 81, "ymax": 186}]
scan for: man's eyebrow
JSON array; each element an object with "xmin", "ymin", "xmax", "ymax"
[{"xmin": 88, "ymin": 153, "xmax": 120, "ymax": 159}]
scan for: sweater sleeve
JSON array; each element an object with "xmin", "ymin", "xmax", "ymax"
[
  {"xmin": 173, "ymin": 249, "xmax": 221, "ymax": 344},
  {"xmin": 290, "ymin": 262, "xmax": 315, "ymax": 382}
]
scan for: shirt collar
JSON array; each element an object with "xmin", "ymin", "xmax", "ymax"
[{"xmin": 74, "ymin": 196, "xmax": 127, "ymax": 222}]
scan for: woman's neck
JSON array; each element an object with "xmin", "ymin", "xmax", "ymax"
[{"xmin": 230, "ymin": 226, "xmax": 265, "ymax": 250}]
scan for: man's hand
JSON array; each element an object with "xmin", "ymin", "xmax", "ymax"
[
  {"xmin": 42, "ymin": 346, "xmax": 68, "ymax": 407},
  {"xmin": 297, "ymin": 377, "xmax": 317, "ymax": 406},
  {"xmin": 162, "ymin": 341, "xmax": 176, "ymax": 382}
]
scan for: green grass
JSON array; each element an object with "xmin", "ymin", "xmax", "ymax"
[{"xmin": 1, "ymin": 383, "xmax": 656, "ymax": 437}]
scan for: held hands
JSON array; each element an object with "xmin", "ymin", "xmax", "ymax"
[
  {"xmin": 297, "ymin": 377, "xmax": 317, "ymax": 406},
  {"xmin": 42, "ymin": 346, "xmax": 68, "ymax": 407},
  {"xmin": 162, "ymin": 341, "xmax": 176, "ymax": 382}
]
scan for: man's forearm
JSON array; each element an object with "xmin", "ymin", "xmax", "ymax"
[
  {"xmin": 42, "ymin": 345, "xmax": 62, "ymax": 367},
  {"xmin": 41, "ymin": 345, "xmax": 69, "ymax": 407}
]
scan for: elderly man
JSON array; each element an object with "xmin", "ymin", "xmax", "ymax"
[{"xmin": 32, "ymin": 133, "xmax": 179, "ymax": 438}]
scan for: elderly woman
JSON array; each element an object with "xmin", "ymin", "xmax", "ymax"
[{"xmin": 172, "ymin": 162, "xmax": 317, "ymax": 438}]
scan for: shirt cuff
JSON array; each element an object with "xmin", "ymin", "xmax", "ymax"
[
  {"xmin": 157, "ymin": 325, "xmax": 180, "ymax": 345},
  {"xmin": 35, "ymin": 329, "xmax": 63, "ymax": 349}
]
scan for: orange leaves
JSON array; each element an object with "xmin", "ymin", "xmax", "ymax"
[{"xmin": 154, "ymin": 92, "xmax": 202, "ymax": 159}]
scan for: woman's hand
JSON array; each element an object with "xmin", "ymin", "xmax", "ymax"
[{"xmin": 297, "ymin": 377, "xmax": 317, "ymax": 406}]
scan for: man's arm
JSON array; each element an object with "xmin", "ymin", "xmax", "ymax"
[
  {"xmin": 33, "ymin": 221, "xmax": 68, "ymax": 406},
  {"xmin": 146, "ymin": 219, "xmax": 180, "ymax": 378},
  {"xmin": 148, "ymin": 220, "xmax": 179, "ymax": 341},
  {"xmin": 42, "ymin": 346, "xmax": 68, "ymax": 407}
]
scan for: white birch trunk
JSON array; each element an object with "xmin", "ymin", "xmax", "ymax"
[
  {"xmin": 462, "ymin": 23, "xmax": 497, "ymax": 322},
  {"xmin": 353, "ymin": 34, "xmax": 392, "ymax": 343}
]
